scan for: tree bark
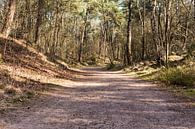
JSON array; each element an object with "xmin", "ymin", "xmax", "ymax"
[
  {"xmin": 164, "ymin": 0, "xmax": 172, "ymax": 67},
  {"xmin": 34, "ymin": 0, "xmax": 43, "ymax": 44},
  {"xmin": 1, "ymin": 0, "xmax": 16, "ymax": 38},
  {"xmin": 78, "ymin": 9, "xmax": 89, "ymax": 63},
  {"xmin": 151, "ymin": 0, "xmax": 160, "ymax": 52},
  {"xmin": 124, "ymin": 0, "xmax": 132, "ymax": 65},
  {"xmin": 137, "ymin": 0, "xmax": 146, "ymax": 60}
]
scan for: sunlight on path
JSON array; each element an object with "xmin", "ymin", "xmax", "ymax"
[{"xmin": 0, "ymin": 67, "xmax": 195, "ymax": 129}]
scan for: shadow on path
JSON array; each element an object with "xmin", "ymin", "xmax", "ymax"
[{"xmin": 0, "ymin": 67, "xmax": 195, "ymax": 129}]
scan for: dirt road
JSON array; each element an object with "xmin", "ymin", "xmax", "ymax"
[{"xmin": 0, "ymin": 67, "xmax": 195, "ymax": 129}]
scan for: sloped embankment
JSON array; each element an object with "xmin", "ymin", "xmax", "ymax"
[{"xmin": 0, "ymin": 35, "xmax": 78, "ymax": 105}]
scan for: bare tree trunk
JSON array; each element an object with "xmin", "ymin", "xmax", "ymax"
[
  {"xmin": 78, "ymin": 9, "xmax": 89, "ymax": 63},
  {"xmin": 182, "ymin": 14, "xmax": 189, "ymax": 50},
  {"xmin": 99, "ymin": 23, "xmax": 104, "ymax": 57},
  {"xmin": 137, "ymin": 0, "xmax": 146, "ymax": 60},
  {"xmin": 151, "ymin": 0, "xmax": 159, "ymax": 52},
  {"xmin": 124, "ymin": 0, "xmax": 132, "ymax": 65},
  {"xmin": 34, "ymin": 0, "xmax": 43, "ymax": 44},
  {"xmin": 142, "ymin": 0, "xmax": 146, "ymax": 60},
  {"xmin": 25, "ymin": 0, "xmax": 31, "ymax": 41},
  {"xmin": 164, "ymin": 0, "xmax": 172, "ymax": 67},
  {"xmin": 1, "ymin": 0, "xmax": 16, "ymax": 38},
  {"xmin": 78, "ymin": 23, "xmax": 86, "ymax": 63}
]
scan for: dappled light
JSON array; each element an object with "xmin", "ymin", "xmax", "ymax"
[
  {"xmin": 1, "ymin": 68, "xmax": 194, "ymax": 129},
  {"xmin": 0, "ymin": 0, "xmax": 195, "ymax": 128}
]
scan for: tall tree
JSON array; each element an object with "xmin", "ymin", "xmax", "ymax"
[
  {"xmin": 34, "ymin": 0, "xmax": 43, "ymax": 44},
  {"xmin": 137, "ymin": 0, "xmax": 146, "ymax": 60},
  {"xmin": 124, "ymin": 0, "xmax": 132, "ymax": 65},
  {"xmin": 1, "ymin": 0, "xmax": 16, "ymax": 37},
  {"xmin": 164, "ymin": 0, "xmax": 172, "ymax": 67}
]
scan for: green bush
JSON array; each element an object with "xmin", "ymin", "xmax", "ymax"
[
  {"xmin": 106, "ymin": 63, "xmax": 116, "ymax": 70},
  {"xmin": 158, "ymin": 67, "xmax": 195, "ymax": 87}
]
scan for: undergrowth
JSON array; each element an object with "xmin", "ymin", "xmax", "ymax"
[
  {"xmin": 127, "ymin": 59, "xmax": 195, "ymax": 98},
  {"xmin": 157, "ymin": 66, "xmax": 195, "ymax": 87},
  {"xmin": 106, "ymin": 62, "xmax": 123, "ymax": 71}
]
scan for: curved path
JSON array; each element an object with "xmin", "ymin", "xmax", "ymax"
[{"xmin": 0, "ymin": 67, "xmax": 195, "ymax": 129}]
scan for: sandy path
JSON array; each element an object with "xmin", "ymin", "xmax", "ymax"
[{"xmin": 0, "ymin": 67, "xmax": 195, "ymax": 129}]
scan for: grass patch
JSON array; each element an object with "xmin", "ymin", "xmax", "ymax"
[
  {"xmin": 127, "ymin": 62, "xmax": 195, "ymax": 99},
  {"xmin": 157, "ymin": 67, "xmax": 195, "ymax": 87},
  {"xmin": 131, "ymin": 65, "xmax": 195, "ymax": 88},
  {"xmin": 183, "ymin": 89, "xmax": 195, "ymax": 98},
  {"xmin": 127, "ymin": 67, "xmax": 160, "ymax": 81}
]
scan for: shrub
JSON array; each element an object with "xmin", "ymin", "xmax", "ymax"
[
  {"xmin": 158, "ymin": 67, "xmax": 195, "ymax": 87},
  {"xmin": 106, "ymin": 63, "xmax": 123, "ymax": 71},
  {"xmin": 106, "ymin": 63, "xmax": 116, "ymax": 70}
]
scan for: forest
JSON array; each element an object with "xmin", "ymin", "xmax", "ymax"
[
  {"xmin": 0, "ymin": 0, "xmax": 195, "ymax": 129},
  {"xmin": 0, "ymin": 0, "xmax": 194, "ymax": 65}
]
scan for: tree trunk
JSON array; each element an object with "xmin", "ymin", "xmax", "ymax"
[
  {"xmin": 34, "ymin": 0, "xmax": 43, "ymax": 44},
  {"xmin": 124, "ymin": 0, "xmax": 132, "ymax": 65},
  {"xmin": 1, "ymin": 0, "xmax": 16, "ymax": 38},
  {"xmin": 137, "ymin": 0, "xmax": 146, "ymax": 60},
  {"xmin": 151, "ymin": 0, "xmax": 160, "ymax": 53},
  {"xmin": 78, "ymin": 9, "xmax": 89, "ymax": 63},
  {"xmin": 164, "ymin": 0, "xmax": 172, "ymax": 67},
  {"xmin": 25, "ymin": 0, "xmax": 32, "ymax": 41},
  {"xmin": 182, "ymin": 14, "xmax": 189, "ymax": 51}
]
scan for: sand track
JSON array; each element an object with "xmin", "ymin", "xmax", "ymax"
[{"xmin": 0, "ymin": 67, "xmax": 195, "ymax": 129}]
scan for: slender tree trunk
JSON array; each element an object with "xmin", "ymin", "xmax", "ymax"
[
  {"xmin": 142, "ymin": 0, "xmax": 146, "ymax": 60},
  {"xmin": 124, "ymin": 0, "xmax": 132, "ymax": 65},
  {"xmin": 78, "ymin": 9, "xmax": 89, "ymax": 63},
  {"xmin": 1, "ymin": 0, "xmax": 16, "ymax": 38},
  {"xmin": 182, "ymin": 14, "xmax": 189, "ymax": 50},
  {"xmin": 151, "ymin": 0, "xmax": 160, "ymax": 53},
  {"xmin": 99, "ymin": 23, "xmax": 104, "ymax": 57},
  {"xmin": 25, "ymin": 0, "xmax": 31, "ymax": 41},
  {"xmin": 164, "ymin": 0, "xmax": 172, "ymax": 67},
  {"xmin": 137, "ymin": 0, "xmax": 146, "ymax": 60},
  {"xmin": 34, "ymin": 0, "xmax": 43, "ymax": 44},
  {"xmin": 78, "ymin": 23, "xmax": 86, "ymax": 62}
]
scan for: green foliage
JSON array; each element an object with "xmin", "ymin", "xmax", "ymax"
[
  {"xmin": 86, "ymin": 55, "xmax": 97, "ymax": 65},
  {"xmin": 188, "ymin": 43, "xmax": 195, "ymax": 57},
  {"xmin": 158, "ymin": 67, "xmax": 195, "ymax": 87},
  {"xmin": 184, "ymin": 89, "xmax": 195, "ymax": 98},
  {"xmin": 106, "ymin": 63, "xmax": 116, "ymax": 70},
  {"xmin": 106, "ymin": 62, "xmax": 123, "ymax": 71}
]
